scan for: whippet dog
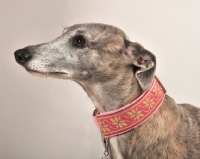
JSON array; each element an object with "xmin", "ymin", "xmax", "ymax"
[{"xmin": 14, "ymin": 23, "xmax": 200, "ymax": 159}]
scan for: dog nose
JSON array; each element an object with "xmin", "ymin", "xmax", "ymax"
[{"xmin": 14, "ymin": 49, "xmax": 32, "ymax": 65}]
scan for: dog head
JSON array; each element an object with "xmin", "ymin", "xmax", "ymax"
[{"xmin": 14, "ymin": 23, "xmax": 156, "ymax": 91}]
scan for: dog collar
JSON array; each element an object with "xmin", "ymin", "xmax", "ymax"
[{"xmin": 93, "ymin": 76, "xmax": 166, "ymax": 138}]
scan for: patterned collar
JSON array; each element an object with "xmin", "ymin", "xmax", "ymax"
[{"xmin": 93, "ymin": 76, "xmax": 166, "ymax": 138}]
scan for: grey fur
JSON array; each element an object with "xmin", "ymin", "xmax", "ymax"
[{"xmin": 14, "ymin": 23, "xmax": 200, "ymax": 159}]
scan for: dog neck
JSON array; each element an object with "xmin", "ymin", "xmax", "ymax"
[{"xmin": 77, "ymin": 75, "xmax": 166, "ymax": 159}]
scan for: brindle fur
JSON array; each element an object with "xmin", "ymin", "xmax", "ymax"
[{"xmin": 14, "ymin": 23, "xmax": 200, "ymax": 159}]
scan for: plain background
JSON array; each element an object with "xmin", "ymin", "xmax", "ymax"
[{"xmin": 1, "ymin": 0, "xmax": 200, "ymax": 159}]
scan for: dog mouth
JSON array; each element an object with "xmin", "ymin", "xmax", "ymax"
[{"xmin": 26, "ymin": 69, "xmax": 68, "ymax": 75}]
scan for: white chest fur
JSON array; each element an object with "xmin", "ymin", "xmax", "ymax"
[{"xmin": 109, "ymin": 137, "xmax": 123, "ymax": 159}]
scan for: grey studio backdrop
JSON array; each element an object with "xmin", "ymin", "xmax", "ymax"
[{"xmin": 1, "ymin": 0, "xmax": 200, "ymax": 159}]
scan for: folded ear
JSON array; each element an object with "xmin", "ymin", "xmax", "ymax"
[{"xmin": 124, "ymin": 41, "xmax": 156, "ymax": 91}]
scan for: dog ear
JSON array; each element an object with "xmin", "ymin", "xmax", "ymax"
[{"xmin": 124, "ymin": 41, "xmax": 156, "ymax": 91}]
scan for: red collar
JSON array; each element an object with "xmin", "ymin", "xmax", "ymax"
[{"xmin": 93, "ymin": 76, "xmax": 166, "ymax": 138}]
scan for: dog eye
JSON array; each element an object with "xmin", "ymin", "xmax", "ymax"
[{"xmin": 73, "ymin": 36, "xmax": 86, "ymax": 48}]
